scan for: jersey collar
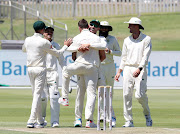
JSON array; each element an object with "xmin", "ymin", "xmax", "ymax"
[
  {"xmin": 34, "ymin": 33, "xmax": 43, "ymax": 37},
  {"xmin": 81, "ymin": 29, "xmax": 89, "ymax": 32},
  {"xmin": 130, "ymin": 32, "xmax": 143, "ymax": 41}
]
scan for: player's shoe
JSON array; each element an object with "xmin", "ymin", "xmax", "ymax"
[
  {"xmin": 35, "ymin": 123, "xmax": 45, "ymax": 128},
  {"xmin": 27, "ymin": 123, "xmax": 35, "ymax": 128},
  {"xmin": 112, "ymin": 117, "xmax": 116, "ymax": 127},
  {"xmin": 145, "ymin": 115, "xmax": 152, "ymax": 127},
  {"xmin": 42, "ymin": 117, "xmax": 47, "ymax": 127},
  {"xmin": 44, "ymin": 121, "xmax": 47, "ymax": 127},
  {"xmin": 58, "ymin": 97, "xmax": 69, "ymax": 106},
  {"xmin": 85, "ymin": 120, "xmax": 97, "ymax": 128},
  {"xmin": 74, "ymin": 118, "xmax": 82, "ymax": 127},
  {"xmin": 100, "ymin": 116, "xmax": 104, "ymax": 122},
  {"xmin": 52, "ymin": 121, "xmax": 59, "ymax": 128},
  {"xmin": 122, "ymin": 121, "xmax": 134, "ymax": 127}
]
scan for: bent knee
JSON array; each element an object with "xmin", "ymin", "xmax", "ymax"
[
  {"xmin": 135, "ymin": 93, "xmax": 145, "ymax": 100},
  {"xmin": 41, "ymin": 97, "xmax": 47, "ymax": 102}
]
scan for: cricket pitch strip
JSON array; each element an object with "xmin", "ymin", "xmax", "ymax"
[{"xmin": 1, "ymin": 127, "xmax": 180, "ymax": 134}]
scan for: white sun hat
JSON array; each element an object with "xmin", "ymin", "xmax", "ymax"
[
  {"xmin": 124, "ymin": 17, "xmax": 144, "ymax": 30},
  {"xmin": 100, "ymin": 21, "xmax": 113, "ymax": 31}
]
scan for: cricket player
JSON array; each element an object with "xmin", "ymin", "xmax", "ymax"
[
  {"xmin": 41, "ymin": 26, "xmax": 65, "ymax": 128},
  {"xmin": 73, "ymin": 19, "xmax": 106, "ymax": 128},
  {"xmin": 58, "ymin": 19, "xmax": 106, "ymax": 128},
  {"xmin": 115, "ymin": 17, "xmax": 152, "ymax": 127},
  {"xmin": 99, "ymin": 21, "xmax": 121, "ymax": 127},
  {"xmin": 22, "ymin": 21, "xmax": 72, "ymax": 128}
]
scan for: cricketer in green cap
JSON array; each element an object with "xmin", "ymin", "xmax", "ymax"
[
  {"xmin": 90, "ymin": 19, "xmax": 100, "ymax": 28},
  {"xmin": 33, "ymin": 21, "xmax": 46, "ymax": 31}
]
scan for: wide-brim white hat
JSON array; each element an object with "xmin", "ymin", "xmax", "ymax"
[
  {"xmin": 100, "ymin": 21, "xmax": 113, "ymax": 31},
  {"xmin": 124, "ymin": 17, "xmax": 144, "ymax": 30}
]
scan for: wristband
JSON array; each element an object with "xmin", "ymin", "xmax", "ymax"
[{"xmin": 139, "ymin": 67, "xmax": 143, "ymax": 71}]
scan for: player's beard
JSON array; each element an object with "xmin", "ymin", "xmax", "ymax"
[
  {"xmin": 99, "ymin": 31, "xmax": 108, "ymax": 38},
  {"xmin": 129, "ymin": 29, "xmax": 133, "ymax": 33}
]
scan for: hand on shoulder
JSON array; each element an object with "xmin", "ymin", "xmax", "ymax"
[{"xmin": 64, "ymin": 38, "xmax": 73, "ymax": 47}]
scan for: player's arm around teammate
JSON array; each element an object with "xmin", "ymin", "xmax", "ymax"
[
  {"xmin": 59, "ymin": 19, "xmax": 106, "ymax": 106},
  {"xmin": 23, "ymin": 21, "xmax": 60, "ymax": 128},
  {"xmin": 73, "ymin": 19, "xmax": 107, "ymax": 128},
  {"xmin": 23, "ymin": 21, "xmax": 72, "ymax": 128}
]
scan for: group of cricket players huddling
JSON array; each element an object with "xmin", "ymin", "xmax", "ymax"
[{"xmin": 22, "ymin": 16, "xmax": 152, "ymax": 129}]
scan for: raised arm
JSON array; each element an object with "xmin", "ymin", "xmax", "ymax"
[
  {"xmin": 44, "ymin": 38, "xmax": 72, "ymax": 57},
  {"xmin": 78, "ymin": 36, "xmax": 107, "ymax": 52},
  {"xmin": 89, "ymin": 36, "xmax": 107, "ymax": 50}
]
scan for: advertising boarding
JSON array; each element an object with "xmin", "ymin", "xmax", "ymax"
[{"xmin": 0, "ymin": 50, "xmax": 179, "ymax": 88}]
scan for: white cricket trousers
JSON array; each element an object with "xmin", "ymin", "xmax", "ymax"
[
  {"xmin": 75, "ymin": 68, "xmax": 106, "ymax": 121},
  {"xmin": 123, "ymin": 66, "xmax": 151, "ymax": 122},
  {"xmin": 41, "ymin": 70, "xmax": 60, "ymax": 125},
  {"xmin": 63, "ymin": 62, "xmax": 98, "ymax": 120},
  {"xmin": 99, "ymin": 62, "xmax": 116, "ymax": 120},
  {"xmin": 27, "ymin": 67, "xmax": 46, "ymax": 124},
  {"xmin": 75, "ymin": 75, "xmax": 86, "ymax": 120}
]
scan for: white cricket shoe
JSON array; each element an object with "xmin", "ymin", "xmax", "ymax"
[
  {"xmin": 58, "ymin": 97, "xmax": 69, "ymax": 106},
  {"xmin": 145, "ymin": 115, "xmax": 152, "ymax": 127},
  {"xmin": 112, "ymin": 117, "xmax": 116, "ymax": 127},
  {"xmin": 123, "ymin": 121, "xmax": 134, "ymax": 127},
  {"xmin": 85, "ymin": 120, "xmax": 97, "ymax": 128},
  {"xmin": 74, "ymin": 118, "xmax": 82, "ymax": 127},
  {"xmin": 27, "ymin": 123, "xmax": 35, "ymax": 128},
  {"xmin": 35, "ymin": 123, "xmax": 45, "ymax": 128},
  {"xmin": 100, "ymin": 116, "xmax": 104, "ymax": 122},
  {"xmin": 52, "ymin": 121, "xmax": 59, "ymax": 128}
]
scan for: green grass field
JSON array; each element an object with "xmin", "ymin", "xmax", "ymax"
[
  {"xmin": 0, "ymin": 12, "xmax": 180, "ymax": 133},
  {"xmin": 1, "ymin": 13, "xmax": 180, "ymax": 50},
  {"xmin": 57, "ymin": 12, "xmax": 180, "ymax": 51},
  {"xmin": 0, "ymin": 89, "xmax": 180, "ymax": 134}
]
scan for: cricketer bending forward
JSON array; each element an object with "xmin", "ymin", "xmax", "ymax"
[
  {"xmin": 22, "ymin": 21, "xmax": 72, "ymax": 128},
  {"xmin": 41, "ymin": 26, "xmax": 66, "ymax": 128},
  {"xmin": 58, "ymin": 19, "xmax": 107, "ymax": 127},
  {"xmin": 115, "ymin": 17, "xmax": 153, "ymax": 127}
]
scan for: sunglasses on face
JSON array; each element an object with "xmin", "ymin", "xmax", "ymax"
[{"xmin": 90, "ymin": 23, "xmax": 99, "ymax": 28}]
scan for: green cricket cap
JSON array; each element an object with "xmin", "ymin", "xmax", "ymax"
[
  {"xmin": 33, "ymin": 21, "xmax": 46, "ymax": 31},
  {"xmin": 90, "ymin": 19, "xmax": 100, "ymax": 26}
]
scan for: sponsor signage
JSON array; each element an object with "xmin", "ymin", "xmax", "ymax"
[{"xmin": 0, "ymin": 50, "xmax": 179, "ymax": 88}]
